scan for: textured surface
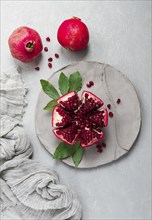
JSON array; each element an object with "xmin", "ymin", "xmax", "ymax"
[
  {"xmin": 1, "ymin": 1, "xmax": 151, "ymax": 219},
  {"xmin": 35, "ymin": 61, "xmax": 141, "ymax": 168},
  {"xmin": 0, "ymin": 68, "xmax": 81, "ymax": 220}
]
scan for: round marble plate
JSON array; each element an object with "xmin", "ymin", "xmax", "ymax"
[{"xmin": 35, "ymin": 61, "xmax": 141, "ymax": 168}]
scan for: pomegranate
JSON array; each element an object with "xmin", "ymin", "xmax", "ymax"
[
  {"xmin": 8, "ymin": 26, "xmax": 43, "ymax": 63},
  {"xmin": 52, "ymin": 91, "xmax": 108, "ymax": 148},
  {"xmin": 57, "ymin": 17, "xmax": 89, "ymax": 51}
]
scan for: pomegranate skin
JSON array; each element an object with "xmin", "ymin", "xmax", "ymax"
[
  {"xmin": 57, "ymin": 17, "xmax": 89, "ymax": 51},
  {"xmin": 8, "ymin": 26, "xmax": 43, "ymax": 63}
]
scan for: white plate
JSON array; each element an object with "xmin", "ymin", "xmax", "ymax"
[{"xmin": 35, "ymin": 61, "xmax": 141, "ymax": 168}]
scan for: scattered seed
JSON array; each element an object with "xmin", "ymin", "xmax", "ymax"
[
  {"xmin": 116, "ymin": 98, "xmax": 121, "ymax": 104},
  {"xmin": 46, "ymin": 37, "xmax": 50, "ymax": 42},
  {"xmin": 89, "ymin": 81, "xmax": 94, "ymax": 86},
  {"xmin": 109, "ymin": 112, "xmax": 114, "ymax": 118},
  {"xmin": 48, "ymin": 57, "xmax": 53, "ymax": 62},
  {"xmin": 44, "ymin": 47, "xmax": 48, "ymax": 52},
  {"xmin": 102, "ymin": 143, "xmax": 106, "ymax": 148},
  {"xmin": 86, "ymin": 83, "xmax": 91, "ymax": 88},
  {"xmin": 96, "ymin": 144, "xmax": 101, "ymax": 149},
  {"xmin": 55, "ymin": 53, "xmax": 59, "ymax": 58},
  {"xmin": 48, "ymin": 63, "xmax": 52, "ymax": 68},
  {"xmin": 97, "ymin": 148, "xmax": 103, "ymax": 153},
  {"xmin": 107, "ymin": 104, "xmax": 111, "ymax": 109},
  {"xmin": 35, "ymin": 67, "xmax": 40, "ymax": 71}
]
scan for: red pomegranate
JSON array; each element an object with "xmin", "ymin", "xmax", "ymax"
[
  {"xmin": 57, "ymin": 17, "xmax": 89, "ymax": 51},
  {"xmin": 8, "ymin": 26, "xmax": 43, "ymax": 63},
  {"xmin": 52, "ymin": 91, "xmax": 108, "ymax": 148}
]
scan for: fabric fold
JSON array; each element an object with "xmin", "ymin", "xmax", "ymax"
[{"xmin": 0, "ymin": 67, "xmax": 81, "ymax": 219}]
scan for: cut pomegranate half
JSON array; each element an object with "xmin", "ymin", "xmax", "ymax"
[
  {"xmin": 53, "ymin": 123, "xmax": 79, "ymax": 146},
  {"xmin": 80, "ymin": 128, "xmax": 104, "ymax": 148},
  {"xmin": 52, "ymin": 106, "xmax": 73, "ymax": 127},
  {"xmin": 89, "ymin": 108, "xmax": 108, "ymax": 127},
  {"xmin": 57, "ymin": 91, "xmax": 79, "ymax": 111}
]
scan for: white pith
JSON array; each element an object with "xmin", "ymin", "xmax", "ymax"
[{"xmin": 53, "ymin": 111, "xmax": 62, "ymax": 127}]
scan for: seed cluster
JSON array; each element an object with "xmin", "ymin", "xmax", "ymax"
[
  {"xmin": 89, "ymin": 111, "xmax": 105, "ymax": 127},
  {"xmin": 55, "ymin": 106, "xmax": 72, "ymax": 127},
  {"xmin": 56, "ymin": 123, "xmax": 78, "ymax": 143},
  {"xmin": 59, "ymin": 94, "xmax": 79, "ymax": 111},
  {"xmin": 81, "ymin": 128, "xmax": 101, "ymax": 146},
  {"xmin": 53, "ymin": 91, "xmax": 108, "ymax": 147},
  {"xmin": 82, "ymin": 94, "xmax": 103, "ymax": 113}
]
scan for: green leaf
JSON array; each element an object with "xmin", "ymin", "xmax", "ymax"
[
  {"xmin": 69, "ymin": 71, "xmax": 82, "ymax": 92},
  {"xmin": 72, "ymin": 145, "xmax": 84, "ymax": 167},
  {"xmin": 43, "ymin": 100, "xmax": 59, "ymax": 110},
  {"xmin": 53, "ymin": 142, "xmax": 76, "ymax": 159},
  {"xmin": 58, "ymin": 72, "xmax": 69, "ymax": 95},
  {"xmin": 40, "ymin": 79, "xmax": 60, "ymax": 99},
  {"xmin": 72, "ymin": 141, "xmax": 81, "ymax": 150}
]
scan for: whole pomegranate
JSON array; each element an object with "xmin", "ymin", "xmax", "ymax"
[
  {"xmin": 52, "ymin": 91, "xmax": 108, "ymax": 148},
  {"xmin": 8, "ymin": 26, "xmax": 43, "ymax": 63},
  {"xmin": 57, "ymin": 17, "xmax": 89, "ymax": 51}
]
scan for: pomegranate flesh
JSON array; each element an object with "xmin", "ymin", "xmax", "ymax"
[
  {"xmin": 81, "ymin": 91, "xmax": 104, "ymax": 113},
  {"xmin": 8, "ymin": 26, "xmax": 43, "ymax": 63},
  {"xmin": 52, "ymin": 91, "xmax": 108, "ymax": 148},
  {"xmin": 53, "ymin": 123, "xmax": 79, "ymax": 146},
  {"xmin": 57, "ymin": 91, "xmax": 79, "ymax": 111},
  {"xmin": 52, "ymin": 106, "xmax": 73, "ymax": 127},
  {"xmin": 80, "ymin": 128, "xmax": 104, "ymax": 148},
  {"xmin": 89, "ymin": 108, "xmax": 108, "ymax": 127},
  {"xmin": 57, "ymin": 17, "xmax": 89, "ymax": 51}
]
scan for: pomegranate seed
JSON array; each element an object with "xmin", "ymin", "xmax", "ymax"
[
  {"xmin": 86, "ymin": 83, "xmax": 91, "ymax": 88},
  {"xmin": 44, "ymin": 47, "xmax": 48, "ymax": 52},
  {"xmin": 46, "ymin": 37, "xmax": 50, "ymax": 42},
  {"xmin": 97, "ymin": 148, "xmax": 103, "ymax": 153},
  {"xmin": 48, "ymin": 63, "xmax": 52, "ymax": 68},
  {"xmin": 48, "ymin": 57, "xmax": 53, "ymax": 62},
  {"xmin": 35, "ymin": 67, "xmax": 40, "ymax": 71},
  {"xmin": 78, "ymin": 100, "xmax": 82, "ymax": 106},
  {"xmin": 107, "ymin": 104, "xmax": 111, "ymax": 109},
  {"xmin": 55, "ymin": 53, "xmax": 59, "ymax": 58},
  {"xmin": 89, "ymin": 81, "xmax": 94, "ymax": 86},
  {"xmin": 102, "ymin": 143, "xmax": 106, "ymax": 148},
  {"xmin": 116, "ymin": 98, "xmax": 121, "ymax": 104},
  {"xmin": 96, "ymin": 144, "xmax": 101, "ymax": 149},
  {"xmin": 109, "ymin": 112, "xmax": 114, "ymax": 118}
]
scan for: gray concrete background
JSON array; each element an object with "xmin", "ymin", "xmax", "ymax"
[{"xmin": 1, "ymin": 1, "xmax": 151, "ymax": 219}]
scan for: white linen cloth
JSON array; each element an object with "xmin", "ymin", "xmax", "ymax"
[{"xmin": 0, "ymin": 67, "xmax": 81, "ymax": 220}]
